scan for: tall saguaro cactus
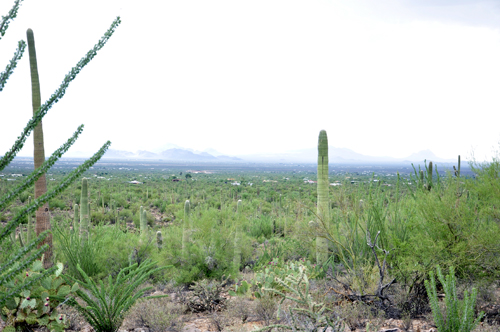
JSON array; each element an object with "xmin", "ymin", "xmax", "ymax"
[
  {"xmin": 316, "ymin": 130, "xmax": 329, "ymax": 264},
  {"xmin": 233, "ymin": 199, "xmax": 242, "ymax": 270},
  {"xmin": 182, "ymin": 200, "xmax": 190, "ymax": 260},
  {"xmin": 28, "ymin": 28, "xmax": 52, "ymax": 267},
  {"xmin": 80, "ymin": 178, "xmax": 89, "ymax": 242}
]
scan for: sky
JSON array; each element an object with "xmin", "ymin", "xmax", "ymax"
[{"xmin": 1, "ymin": 0, "xmax": 500, "ymax": 161}]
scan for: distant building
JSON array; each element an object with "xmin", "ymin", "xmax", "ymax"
[{"xmin": 129, "ymin": 180, "xmax": 142, "ymax": 184}]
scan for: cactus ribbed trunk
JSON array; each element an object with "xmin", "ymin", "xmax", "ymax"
[
  {"xmin": 28, "ymin": 29, "xmax": 52, "ymax": 268},
  {"xmin": 27, "ymin": 196, "xmax": 33, "ymax": 243},
  {"xmin": 156, "ymin": 231, "xmax": 162, "ymax": 252},
  {"xmin": 427, "ymin": 161, "xmax": 433, "ymax": 191},
  {"xmin": 73, "ymin": 204, "xmax": 79, "ymax": 234},
  {"xmin": 182, "ymin": 200, "xmax": 190, "ymax": 260},
  {"xmin": 316, "ymin": 130, "xmax": 329, "ymax": 265},
  {"xmin": 233, "ymin": 199, "xmax": 242, "ymax": 270},
  {"xmin": 80, "ymin": 178, "xmax": 89, "ymax": 242},
  {"xmin": 140, "ymin": 206, "xmax": 146, "ymax": 236}
]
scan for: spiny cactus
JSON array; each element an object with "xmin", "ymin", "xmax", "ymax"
[
  {"xmin": 28, "ymin": 28, "xmax": 52, "ymax": 267},
  {"xmin": 72, "ymin": 203, "xmax": 78, "ymax": 234},
  {"xmin": 156, "ymin": 231, "xmax": 162, "ymax": 252},
  {"xmin": 139, "ymin": 206, "xmax": 147, "ymax": 236},
  {"xmin": 316, "ymin": 130, "xmax": 329, "ymax": 264},
  {"xmin": 27, "ymin": 196, "xmax": 33, "ymax": 243},
  {"xmin": 19, "ymin": 196, "xmax": 34, "ymax": 247},
  {"xmin": 182, "ymin": 200, "xmax": 190, "ymax": 260},
  {"xmin": 79, "ymin": 178, "xmax": 89, "ymax": 242},
  {"xmin": 427, "ymin": 161, "xmax": 433, "ymax": 191},
  {"xmin": 233, "ymin": 200, "xmax": 242, "ymax": 270},
  {"xmin": 454, "ymin": 155, "xmax": 461, "ymax": 177}
]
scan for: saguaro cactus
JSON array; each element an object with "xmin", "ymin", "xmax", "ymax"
[
  {"xmin": 72, "ymin": 203, "xmax": 79, "ymax": 234},
  {"xmin": 454, "ymin": 155, "xmax": 461, "ymax": 178},
  {"xmin": 233, "ymin": 200, "xmax": 242, "ymax": 270},
  {"xmin": 27, "ymin": 196, "xmax": 33, "ymax": 243},
  {"xmin": 80, "ymin": 178, "xmax": 89, "ymax": 242},
  {"xmin": 156, "ymin": 231, "xmax": 162, "ymax": 252},
  {"xmin": 182, "ymin": 200, "xmax": 190, "ymax": 259},
  {"xmin": 28, "ymin": 28, "xmax": 52, "ymax": 267},
  {"xmin": 427, "ymin": 161, "xmax": 433, "ymax": 191},
  {"xmin": 139, "ymin": 206, "xmax": 147, "ymax": 236},
  {"xmin": 316, "ymin": 130, "xmax": 329, "ymax": 264}
]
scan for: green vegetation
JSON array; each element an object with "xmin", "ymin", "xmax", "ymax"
[
  {"xmin": 1, "ymin": 1, "xmax": 499, "ymax": 329},
  {"xmin": 425, "ymin": 265, "xmax": 484, "ymax": 332}
]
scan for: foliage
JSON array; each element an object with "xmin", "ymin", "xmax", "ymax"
[
  {"xmin": 64, "ymin": 260, "xmax": 170, "ymax": 332},
  {"xmin": 1, "ymin": 261, "xmax": 78, "ymax": 332},
  {"xmin": 52, "ymin": 221, "xmax": 104, "ymax": 282},
  {"xmin": 255, "ymin": 261, "xmax": 345, "ymax": 332},
  {"xmin": 0, "ymin": 0, "xmax": 119, "ymax": 312},
  {"xmin": 424, "ymin": 265, "xmax": 484, "ymax": 332},
  {"xmin": 183, "ymin": 276, "xmax": 228, "ymax": 313}
]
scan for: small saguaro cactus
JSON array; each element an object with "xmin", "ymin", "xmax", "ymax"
[
  {"xmin": 427, "ymin": 161, "xmax": 433, "ymax": 191},
  {"xmin": 139, "ymin": 206, "xmax": 146, "ymax": 234},
  {"xmin": 27, "ymin": 196, "xmax": 33, "ymax": 243},
  {"xmin": 156, "ymin": 231, "xmax": 162, "ymax": 252},
  {"xmin": 80, "ymin": 178, "xmax": 89, "ymax": 242},
  {"xmin": 19, "ymin": 196, "xmax": 35, "ymax": 247},
  {"xmin": 316, "ymin": 130, "xmax": 329, "ymax": 265},
  {"xmin": 233, "ymin": 200, "xmax": 242, "ymax": 270},
  {"xmin": 182, "ymin": 200, "xmax": 190, "ymax": 260},
  {"xmin": 453, "ymin": 155, "xmax": 461, "ymax": 177},
  {"xmin": 72, "ymin": 203, "xmax": 79, "ymax": 234}
]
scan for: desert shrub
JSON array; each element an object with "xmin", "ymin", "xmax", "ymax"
[
  {"xmin": 53, "ymin": 221, "xmax": 105, "ymax": 282},
  {"xmin": 183, "ymin": 277, "xmax": 228, "ymax": 313},
  {"xmin": 153, "ymin": 209, "xmax": 252, "ymax": 284},
  {"xmin": 90, "ymin": 210, "xmax": 116, "ymax": 224},
  {"xmin": 128, "ymin": 297, "xmax": 184, "ymax": 332},
  {"xmin": 248, "ymin": 214, "xmax": 274, "ymax": 239},
  {"xmin": 254, "ymin": 293, "xmax": 278, "ymax": 326},
  {"xmin": 425, "ymin": 265, "xmax": 484, "ymax": 332},
  {"xmin": 119, "ymin": 208, "xmax": 133, "ymax": 223}
]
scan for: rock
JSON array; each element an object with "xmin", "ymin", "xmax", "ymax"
[
  {"xmin": 134, "ymin": 328, "xmax": 149, "ymax": 332},
  {"xmin": 182, "ymin": 324, "xmax": 201, "ymax": 332}
]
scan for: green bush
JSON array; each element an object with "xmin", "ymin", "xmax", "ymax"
[
  {"xmin": 425, "ymin": 265, "xmax": 484, "ymax": 332},
  {"xmin": 0, "ymin": 261, "xmax": 77, "ymax": 332},
  {"xmin": 65, "ymin": 260, "xmax": 170, "ymax": 332}
]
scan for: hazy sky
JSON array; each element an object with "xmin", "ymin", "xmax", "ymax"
[{"xmin": 1, "ymin": 0, "xmax": 500, "ymax": 161}]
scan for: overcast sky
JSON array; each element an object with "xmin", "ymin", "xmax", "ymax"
[{"xmin": 1, "ymin": 0, "xmax": 500, "ymax": 161}]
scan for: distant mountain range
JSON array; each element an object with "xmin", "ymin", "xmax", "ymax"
[
  {"xmin": 98, "ymin": 146, "xmax": 456, "ymax": 164},
  {"xmin": 102, "ymin": 148, "xmax": 243, "ymax": 162},
  {"xmin": 238, "ymin": 147, "xmax": 457, "ymax": 164}
]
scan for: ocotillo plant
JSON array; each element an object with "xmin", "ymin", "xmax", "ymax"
[
  {"xmin": 233, "ymin": 199, "xmax": 242, "ymax": 270},
  {"xmin": 316, "ymin": 130, "xmax": 329, "ymax": 264},
  {"xmin": 28, "ymin": 28, "xmax": 52, "ymax": 267},
  {"xmin": 80, "ymin": 178, "xmax": 89, "ymax": 242},
  {"xmin": 182, "ymin": 200, "xmax": 190, "ymax": 260}
]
